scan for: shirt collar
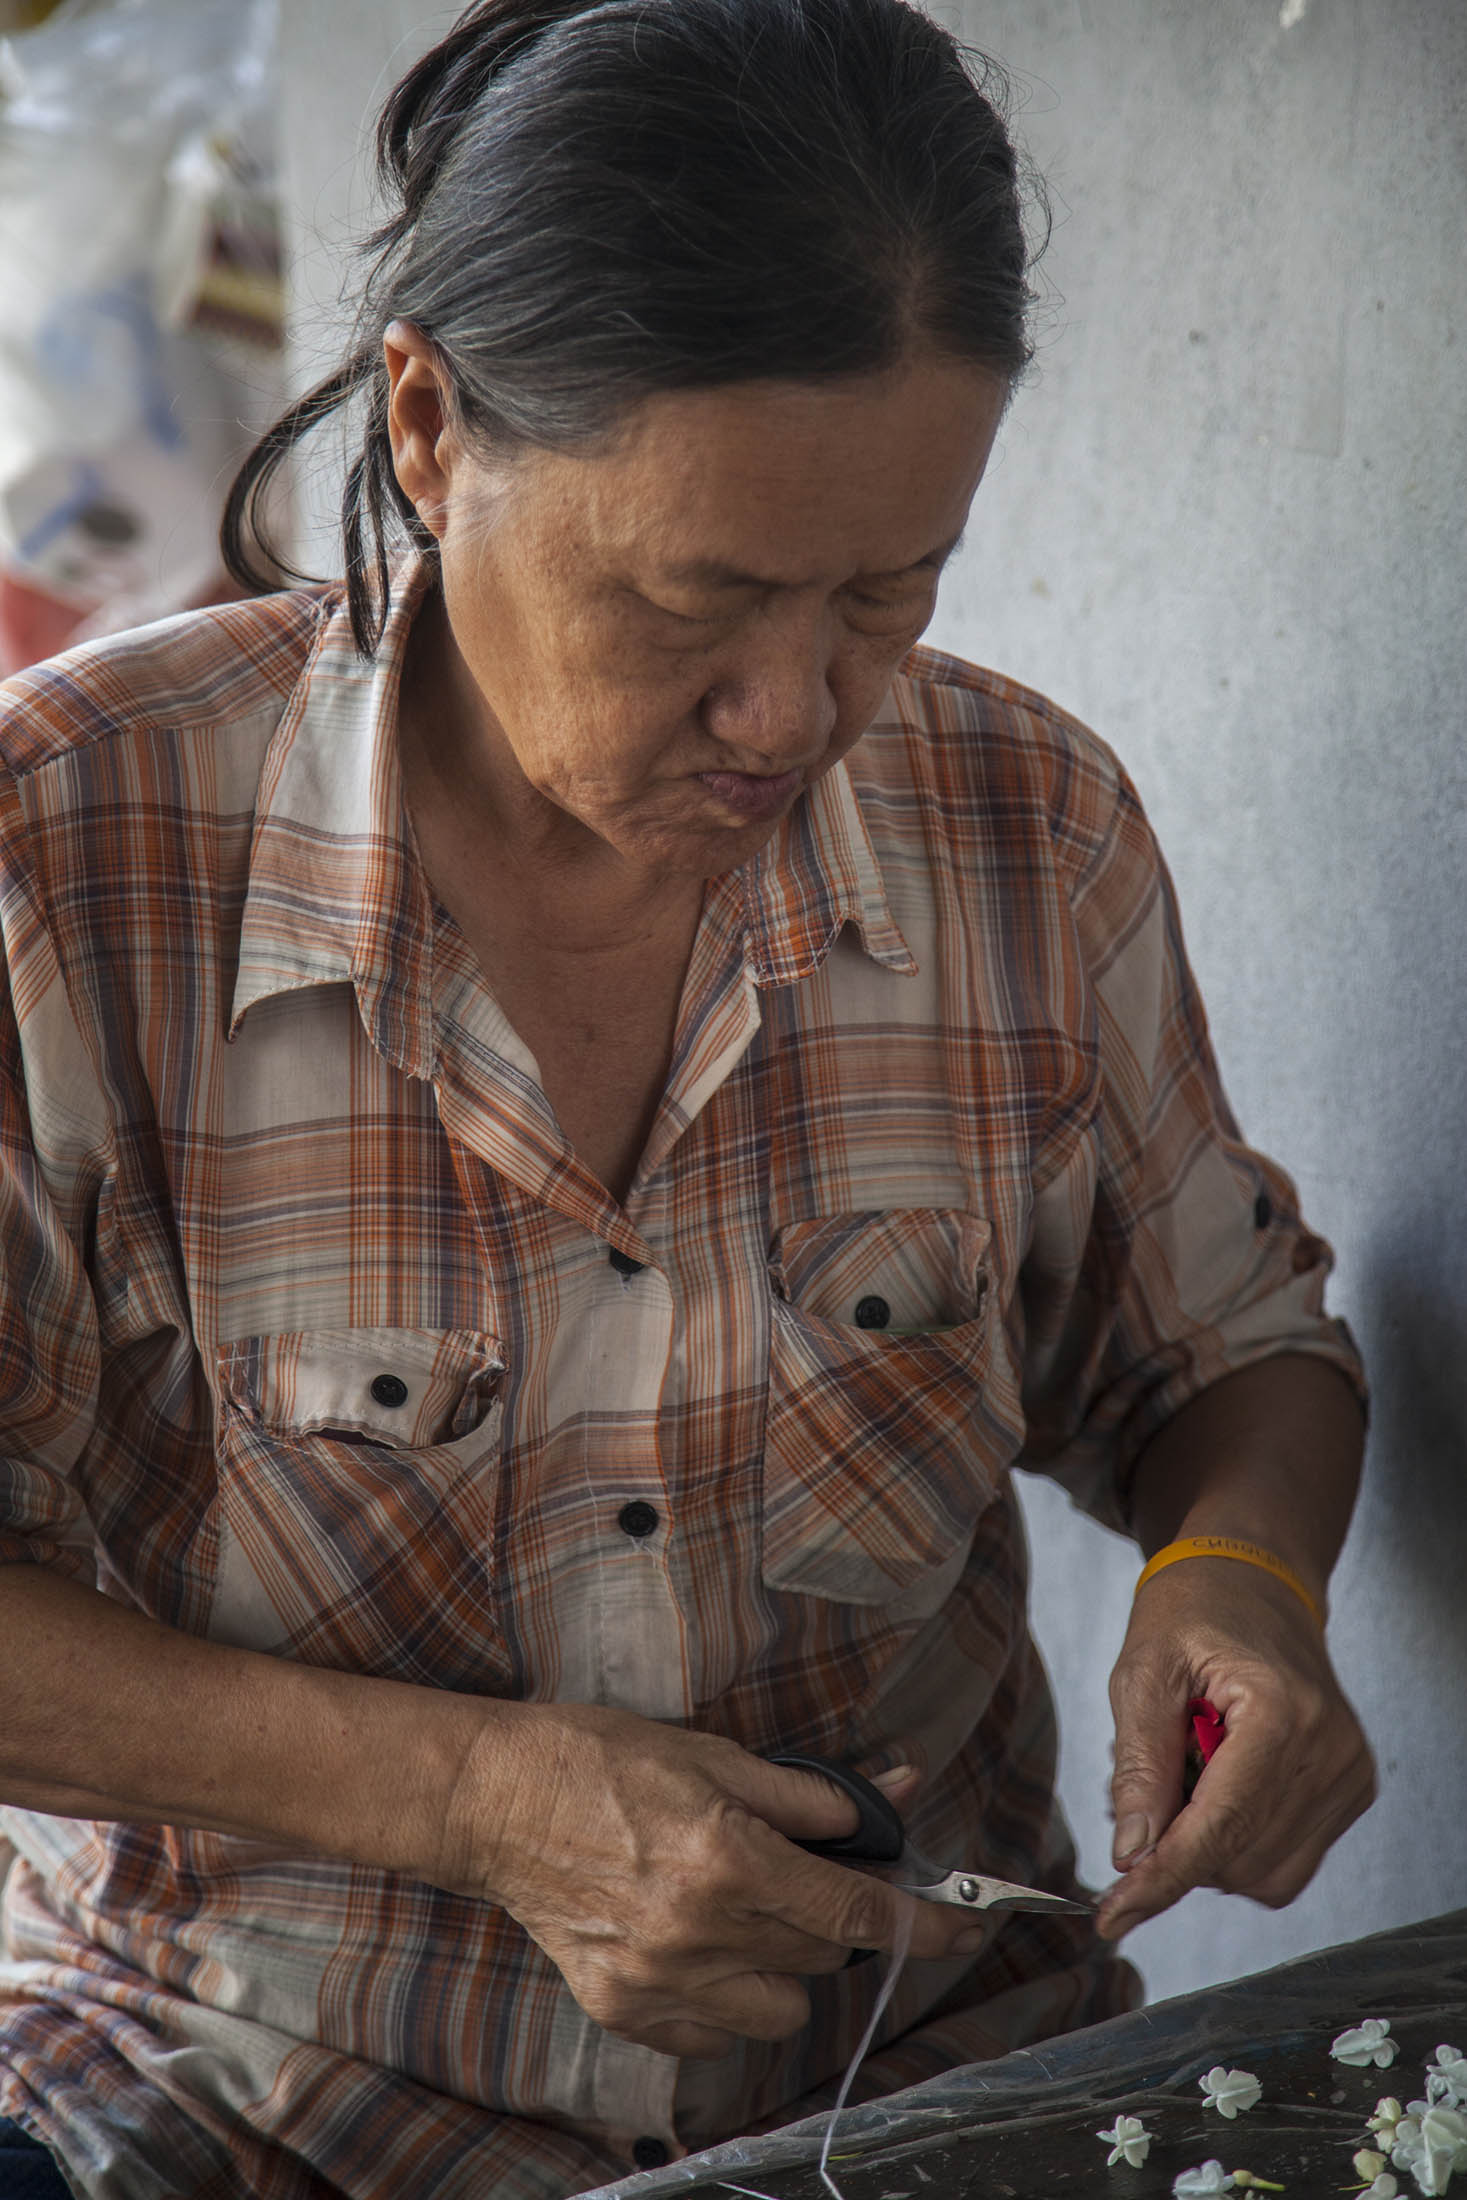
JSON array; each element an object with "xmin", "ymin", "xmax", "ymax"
[
  {"xmin": 230, "ymin": 559, "xmax": 439, "ymax": 1080},
  {"xmin": 740, "ymin": 743, "xmax": 917, "ymax": 985}
]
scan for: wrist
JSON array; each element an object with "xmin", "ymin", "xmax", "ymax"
[
  {"xmin": 265, "ymin": 1659, "xmax": 503, "ymax": 1886},
  {"xmin": 430, "ymin": 1694, "xmax": 544, "ymax": 1900},
  {"xmin": 1134, "ymin": 1533, "xmax": 1326, "ymax": 1629}
]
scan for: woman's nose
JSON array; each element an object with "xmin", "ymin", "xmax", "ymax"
[{"xmin": 701, "ymin": 611, "xmax": 839, "ymax": 768}]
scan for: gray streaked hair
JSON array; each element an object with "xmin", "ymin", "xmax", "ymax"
[{"xmin": 222, "ymin": 0, "xmax": 1046, "ymax": 656}]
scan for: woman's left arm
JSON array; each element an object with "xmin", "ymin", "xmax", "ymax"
[{"xmin": 1097, "ymin": 1350, "xmax": 1374, "ymax": 1940}]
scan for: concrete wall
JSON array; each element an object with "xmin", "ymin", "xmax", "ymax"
[
  {"xmin": 277, "ymin": 1, "xmax": 1467, "ymax": 2007},
  {"xmin": 922, "ymin": 0, "xmax": 1467, "ymax": 2005}
]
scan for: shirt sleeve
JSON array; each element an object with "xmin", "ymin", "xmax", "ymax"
[
  {"xmin": 0, "ymin": 768, "xmax": 103, "ymax": 1581},
  {"xmin": 1014, "ymin": 756, "xmax": 1367, "ymax": 1534}
]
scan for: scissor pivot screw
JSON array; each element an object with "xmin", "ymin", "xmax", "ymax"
[{"xmin": 957, "ymin": 1877, "xmax": 981, "ymax": 1904}]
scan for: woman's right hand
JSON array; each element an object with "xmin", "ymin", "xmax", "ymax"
[{"xmin": 432, "ymin": 1702, "xmax": 976, "ymax": 2059}]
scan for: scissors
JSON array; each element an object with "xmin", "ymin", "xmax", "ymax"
[{"xmin": 768, "ymin": 1752, "xmax": 1092, "ymax": 1916}]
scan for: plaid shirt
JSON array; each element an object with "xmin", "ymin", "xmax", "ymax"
[{"xmin": 0, "ymin": 563, "xmax": 1362, "ymax": 2199}]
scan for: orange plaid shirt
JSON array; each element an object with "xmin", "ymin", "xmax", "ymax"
[{"xmin": 0, "ymin": 562, "xmax": 1362, "ymax": 2199}]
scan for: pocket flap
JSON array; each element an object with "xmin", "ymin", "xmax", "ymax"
[
  {"xmin": 217, "ymin": 1328, "xmax": 505, "ymax": 1450},
  {"xmin": 770, "ymin": 1207, "xmax": 993, "ymax": 1329}
]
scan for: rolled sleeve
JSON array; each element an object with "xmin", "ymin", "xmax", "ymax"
[{"xmin": 1016, "ymin": 765, "xmax": 1366, "ymax": 1532}]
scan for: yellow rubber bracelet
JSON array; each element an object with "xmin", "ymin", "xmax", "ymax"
[{"xmin": 1134, "ymin": 1535, "xmax": 1325, "ymax": 1629}]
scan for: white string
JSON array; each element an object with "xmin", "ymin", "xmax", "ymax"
[
  {"xmin": 716, "ymin": 1906, "xmax": 916, "ymax": 2200},
  {"xmin": 816, "ymin": 1904, "xmax": 915, "ymax": 2200}
]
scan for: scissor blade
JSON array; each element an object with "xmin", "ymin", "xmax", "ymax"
[{"xmin": 897, "ymin": 1868, "xmax": 1094, "ymax": 1916}]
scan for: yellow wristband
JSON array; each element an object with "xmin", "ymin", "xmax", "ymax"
[{"xmin": 1134, "ymin": 1535, "xmax": 1325, "ymax": 1629}]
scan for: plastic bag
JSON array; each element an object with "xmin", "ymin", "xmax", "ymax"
[
  {"xmin": 0, "ymin": 0, "xmax": 284, "ymax": 674},
  {"xmin": 580, "ymin": 1909, "xmax": 1467, "ymax": 2199}
]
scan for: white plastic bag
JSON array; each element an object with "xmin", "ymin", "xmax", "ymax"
[{"xmin": 0, "ymin": 0, "xmax": 284, "ymax": 672}]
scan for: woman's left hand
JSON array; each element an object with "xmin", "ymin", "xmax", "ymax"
[{"xmin": 1096, "ymin": 1557, "xmax": 1376, "ymax": 1939}]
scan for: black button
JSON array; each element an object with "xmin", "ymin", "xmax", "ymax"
[
  {"xmin": 369, "ymin": 1373, "xmax": 409, "ymax": 1408},
  {"xmin": 854, "ymin": 1295, "xmax": 890, "ymax": 1330},
  {"xmin": 1254, "ymin": 1192, "xmax": 1273, "ymax": 1229},
  {"xmin": 618, "ymin": 1501, "xmax": 660, "ymax": 1539},
  {"xmin": 632, "ymin": 2137, "xmax": 670, "ymax": 2170},
  {"xmin": 608, "ymin": 1246, "xmax": 645, "ymax": 1277}
]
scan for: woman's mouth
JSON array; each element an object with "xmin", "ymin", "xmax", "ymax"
[{"xmin": 694, "ymin": 767, "xmax": 804, "ymax": 819}]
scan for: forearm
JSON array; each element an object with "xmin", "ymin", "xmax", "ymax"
[
  {"xmin": 1126, "ymin": 1353, "xmax": 1366, "ymax": 1614},
  {"xmin": 0, "ymin": 1562, "xmax": 491, "ymax": 1881}
]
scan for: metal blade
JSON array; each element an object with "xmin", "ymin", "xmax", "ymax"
[{"xmin": 896, "ymin": 1865, "xmax": 1094, "ymax": 1916}]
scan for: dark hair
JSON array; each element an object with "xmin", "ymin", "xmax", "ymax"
[{"xmin": 223, "ymin": 0, "xmax": 1047, "ymax": 657}]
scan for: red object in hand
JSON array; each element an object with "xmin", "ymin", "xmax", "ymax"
[
  {"xmin": 1188, "ymin": 1697, "xmax": 1225, "ymax": 1764},
  {"xmin": 1182, "ymin": 1696, "xmax": 1225, "ymax": 1800}
]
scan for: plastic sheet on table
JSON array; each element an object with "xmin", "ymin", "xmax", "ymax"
[{"xmin": 580, "ymin": 1909, "xmax": 1467, "ymax": 2199}]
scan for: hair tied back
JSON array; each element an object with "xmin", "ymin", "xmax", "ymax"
[
  {"xmin": 376, "ymin": 0, "xmax": 593, "ymax": 224},
  {"xmin": 221, "ymin": 0, "xmax": 1044, "ymax": 658}
]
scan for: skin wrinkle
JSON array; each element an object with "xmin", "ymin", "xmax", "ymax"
[{"xmin": 385, "ymin": 326, "xmax": 1008, "ymax": 915}]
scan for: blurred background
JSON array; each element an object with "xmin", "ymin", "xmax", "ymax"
[
  {"xmin": 1, "ymin": 0, "xmax": 1463, "ymax": 2009},
  {"xmin": 0, "ymin": 0, "xmax": 285, "ymax": 671}
]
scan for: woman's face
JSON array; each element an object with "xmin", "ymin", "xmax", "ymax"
[{"xmin": 389, "ymin": 338, "xmax": 1008, "ymax": 881}]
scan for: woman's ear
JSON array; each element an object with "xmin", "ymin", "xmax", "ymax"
[{"xmin": 383, "ymin": 320, "xmax": 455, "ymax": 536}]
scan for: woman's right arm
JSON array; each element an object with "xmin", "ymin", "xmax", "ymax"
[
  {"xmin": 0, "ymin": 1560, "xmax": 484, "ymax": 1871},
  {"xmin": 0, "ymin": 1562, "xmax": 979, "ymax": 2059}
]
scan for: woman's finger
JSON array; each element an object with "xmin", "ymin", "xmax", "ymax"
[{"xmin": 1099, "ymin": 1699, "xmax": 1374, "ymax": 1936}]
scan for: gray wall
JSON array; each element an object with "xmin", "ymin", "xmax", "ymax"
[{"xmin": 277, "ymin": 1, "xmax": 1467, "ymax": 2007}]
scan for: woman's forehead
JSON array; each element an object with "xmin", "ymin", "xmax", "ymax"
[{"xmin": 502, "ymin": 356, "xmax": 1008, "ymax": 581}]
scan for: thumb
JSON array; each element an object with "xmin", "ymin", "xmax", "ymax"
[{"xmin": 1108, "ymin": 1664, "xmax": 1189, "ymax": 1871}]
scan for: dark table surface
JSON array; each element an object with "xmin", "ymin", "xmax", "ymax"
[{"xmin": 584, "ymin": 1908, "xmax": 1467, "ymax": 2198}]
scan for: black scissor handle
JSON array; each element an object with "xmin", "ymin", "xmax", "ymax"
[{"xmin": 766, "ymin": 1752, "xmax": 905, "ymax": 1865}]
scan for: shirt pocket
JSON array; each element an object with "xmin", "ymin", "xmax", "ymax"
[
  {"xmin": 210, "ymin": 1327, "xmax": 508, "ymax": 1680},
  {"xmin": 763, "ymin": 1210, "xmax": 1004, "ymax": 1617}
]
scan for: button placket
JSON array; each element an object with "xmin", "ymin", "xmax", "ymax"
[{"xmin": 545, "ymin": 1240, "xmax": 687, "ymax": 1718}]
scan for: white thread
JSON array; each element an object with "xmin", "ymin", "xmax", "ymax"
[
  {"xmin": 717, "ymin": 1909, "xmax": 916, "ymax": 2200},
  {"xmin": 817, "ymin": 1905, "xmax": 916, "ymax": 2200}
]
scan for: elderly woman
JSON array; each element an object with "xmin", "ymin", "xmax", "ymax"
[{"xmin": 0, "ymin": 0, "xmax": 1373, "ymax": 2195}]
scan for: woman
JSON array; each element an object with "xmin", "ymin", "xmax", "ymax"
[{"xmin": 0, "ymin": 0, "xmax": 1374, "ymax": 2194}]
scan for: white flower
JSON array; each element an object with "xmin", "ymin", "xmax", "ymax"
[
  {"xmin": 1355, "ymin": 2149, "xmax": 1388, "ymax": 2179},
  {"xmin": 1426, "ymin": 2048, "xmax": 1467, "ymax": 2111},
  {"xmin": 1097, "ymin": 2114, "xmax": 1152, "ymax": 2168},
  {"xmin": 1390, "ymin": 2100, "xmax": 1467, "ymax": 2195},
  {"xmin": 1173, "ymin": 2165, "xmax": 1234, "ymax": 2197},
  {"xmin": 1391, "ymin": 2107, "xmax": 1424, "ymax": 2172},
  {"xmin": 1416, "ymin": 2104, "xmax": 1467, "ymax": 2195},
  {"xmin": 1389, "ymin": 2101, "xmax": 1428, "ymax": 2167},
  {"xmin": 1361, "ymin": 2179, "xmax": 1399, "ymax": 2199},
  {"xmin": 1200, "ymin": 2066, "xmax": 1264, "ymax": 2119},
  {"xmin": 1333, "ymin": 2019, "xmax": 1400, "ymax": 2070},
  {"xmin": 1371, "ymin": 2100, "xmax": 1407, "ymax": 2143}
]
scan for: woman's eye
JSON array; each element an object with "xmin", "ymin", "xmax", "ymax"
[
  {"xmin": 643, "ymin": 597, "xmax": 735, "ymax": 628},
  {"xmin": 843, "ymin": 583, "xmax": 934, "ymax": 622}
]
